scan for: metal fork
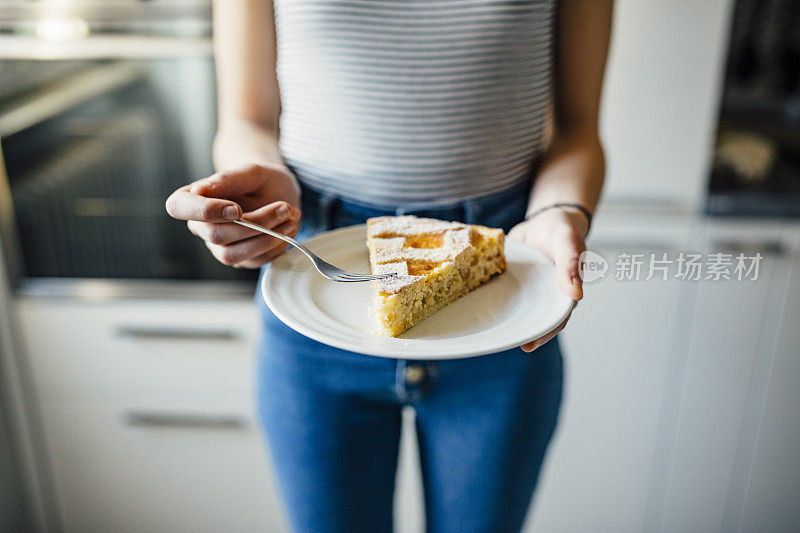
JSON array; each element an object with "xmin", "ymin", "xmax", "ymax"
[{"xmin": 233, "ymin": 219, "xmax": 396, "ymax": 283}]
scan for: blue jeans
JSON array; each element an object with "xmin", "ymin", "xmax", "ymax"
[{"xmin": 256, "ymin": 179, "xmax": 563, "ymax": 533}]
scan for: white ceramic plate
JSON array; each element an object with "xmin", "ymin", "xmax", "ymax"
[{"xmin": 261, "ymin": 224, "xmax": 574, "ymax": 359}]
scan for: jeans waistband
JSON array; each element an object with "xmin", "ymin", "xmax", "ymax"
[{"xmin": 297, "ymin": 176, "xmax": 533, "ymax": 234}]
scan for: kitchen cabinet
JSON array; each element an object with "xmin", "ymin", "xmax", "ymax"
[
  {"xmin": 528, "ymin": 213, "xmax": 800, "ymax": 533},
  {"xmin": 17, "ymin": 298, "xmax": 259, "ymax": 401},
  {"xmin": 658, "ymin": 221, "xmax": 795, "ymax": 533},
  {"xmin": 15, "ymin": 297, "xmax": 288, "ymax": 533},
  {"xmin": 37, "ymin": 398, "xmax": 283, "ymax": 533},
  {"xmin": 738, "ymin": 227, "xmax": 800, "ymax": 532},
  {"xmin": 526, "ymin": 211, "xmax": 697, "ymax": 533}
]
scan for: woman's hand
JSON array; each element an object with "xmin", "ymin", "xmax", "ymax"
[
  {"xmin": 507, "ymin": 207, "xmax": 589, "ymax": 352},
  {"xmin": 165, "ymin": 162, "xmax": 302, "ymax": 268}
]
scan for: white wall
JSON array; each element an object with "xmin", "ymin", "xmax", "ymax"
[{"xmin": 599, "ymin": 0, "xmax": 734, "ymax": 210}]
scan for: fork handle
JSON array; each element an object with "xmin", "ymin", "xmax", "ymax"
[
  {"xmin": 233, "ymin": 219, "xmax": 299, "ymax": 245},
  {"xmin": 233, "ymin": 219, "xmax": 314, "ymax": 262}
]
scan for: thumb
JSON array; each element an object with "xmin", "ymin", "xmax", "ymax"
[
  {"xmin": 165, "ymin": 188, "xmax": 242, "ymax": 222},
  {"xmin": 554, "ymin": 235, "xmax": 584, "ymax": 301}
]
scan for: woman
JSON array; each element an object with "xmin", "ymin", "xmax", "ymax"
[{"xmin": 166, "ymin": 1, "xmax": 611, "ymax": 531}]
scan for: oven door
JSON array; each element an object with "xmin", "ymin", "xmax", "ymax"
[{"xmin": 0, "ymin": 45, "xmax": 259, "ymax": 293}]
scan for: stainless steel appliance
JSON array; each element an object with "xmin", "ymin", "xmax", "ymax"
[
  {"xmin": 0, "ymin": 2, "xmax": 258, "ymax": 295},
  {"xmin": 706, "ymin": 0, "xmax": 800, "ymax": 217}
]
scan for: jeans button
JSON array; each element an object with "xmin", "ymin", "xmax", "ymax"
[{"xmin": 404, "ymin": 364, "xmax": 425, "ymax": 385}]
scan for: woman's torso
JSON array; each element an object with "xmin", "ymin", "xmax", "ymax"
[{"xmin": 274, "ymin": 0, "xmax": 557, "ymax": 206}]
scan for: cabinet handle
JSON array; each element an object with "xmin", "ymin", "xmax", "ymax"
[
  {"xmin": 588, "ymin": 240, "xmax": 679, "ymax": 253},
  {"xmin": 115, "ymin": 326, "xmax": 240, "ymax": 341},
  {"xmin": 123, "ymin": 412, "xmax": 248, "ymax": 430},
  {"xmin": 710, "ymin": 240, "xmax": 786, "ymax": 257}
]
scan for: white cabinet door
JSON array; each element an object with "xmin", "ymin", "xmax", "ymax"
[
  {"xmin": 528, "ymin": 216, "xmax": 800, "ymax": 533},
  {"xmin": 659, "ymin": 221, "xmax": 796, "ymax": 533},
  {"xmin": 735, "ymin": 226, "xmax": 800, "ymax": 533},
  {"xmin": 527, "ymin": 212, "xmax": 695, "ymax": 533},
  {"xmin": 39, "ymin": 397, "xmax": 287, "ymax": 533},
  {"xmin": 16, "ymin": 299, "xmax": 258, "ymax": 400},
  {"xmin": 16, "ymin": 297, "xmax": 288, "ymax": 532}
]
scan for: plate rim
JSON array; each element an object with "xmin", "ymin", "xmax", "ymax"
[{"xmin": 261, "ymin": 224, "xmax": 574, "ymax": 359}]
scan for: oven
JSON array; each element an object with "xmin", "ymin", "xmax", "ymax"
[
  {"xmin": 706, "ymin": 0, "xmax": 800, "ymax": 217},
  {"xmin": 0, "ymin": 1, "xmax": 258, "ymax": 296}
]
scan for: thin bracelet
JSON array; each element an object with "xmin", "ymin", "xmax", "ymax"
[{"xmin": 525, "ymin": 202, "xmax": 593, "ymax": 233}]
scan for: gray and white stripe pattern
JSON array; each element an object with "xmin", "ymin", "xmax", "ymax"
[{"xmin": 274, "ymin": 0, "xmax": 556, "ymax": 206}]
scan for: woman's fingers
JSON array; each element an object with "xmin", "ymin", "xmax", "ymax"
[
  {"xmin": 507, "ymin": 224, "xmax": 525, "ymax": 243},
  {"xmin": 165, "ymin": 188, "xmax": 241, "ymax": 223},
  {"xmin": 233, "ymin": 244, "xmax": 291, "ymax": 269},
  {"xmin": 187, "ymin": 219, "xmax": 256, "ymax": 244},
  {"xmin": 554, "ymin": 227, "xmax": 585, "ymax": 301},
  {"xmin": 186, "ymin": 201, "xmax": 296, "ymax": 245},
  {"xmin": 509, "ymin": 213, "xmax": 588, "ymax": 353},
  {"xmin": 204, "ymin": 219, "xmax": 299, "ymax": 267},
  {"xmin": 521, "ymin": 310, "xmax": 573, "ymax": 353},
  {"xmin": 188, "ymin": 163, "xmax": 280, "ymax": 199},
  {"xmin": 167, "ymin": 164, "xmax": 302, "ymax": 268},
  {"xmin": 241, "ymin": 201, "xmax": 298, "ymax": 229}
]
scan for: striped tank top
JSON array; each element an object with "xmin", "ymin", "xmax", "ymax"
[{"xmin": 273, "ymin": 0, "xmax": 556, "ymax": 206}]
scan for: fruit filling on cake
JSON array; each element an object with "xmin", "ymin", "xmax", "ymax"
[{"xmin": 366, "ymin": 215, "xmax": 506, "ymax": 337}]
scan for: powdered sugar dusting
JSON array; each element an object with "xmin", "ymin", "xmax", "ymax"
[
  {"xmin": 371, "ymin": 262, "xmax": 421, "ymax": 293},
  {"xmin": 367, "ymin": 216, "xmax": 474, "ymax": 294},
  {"xmin": 446, "ymin": 228, "xmax": 471, "ymax": 249},
  {"xmin": 373, "ymin": 247, "xmax": 451, "ymax": 264},
  {"xmin": 370, "ymin": 237, "xmax": 406, "ymax": 250},
  {"xmin": 368, "ymin": 216, "xmax": 466, "ymax": 237}
]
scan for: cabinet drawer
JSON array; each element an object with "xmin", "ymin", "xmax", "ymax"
[
  {"xmin": 38, "ymin": 398, "xmax": 286, "ymax": 533},
  {"xmin": 16, "ymin": 298, "xmax": 260, "ymax": 399}
]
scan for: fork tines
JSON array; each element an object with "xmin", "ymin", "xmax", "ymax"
[{"xmin": 335, "ymin": 273, "xmax": 396, "ymax": 282}]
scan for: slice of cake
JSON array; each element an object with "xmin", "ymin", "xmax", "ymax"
[{"xmin": 366, "ymin": 215, "xmax": 506, "ymax": 337}]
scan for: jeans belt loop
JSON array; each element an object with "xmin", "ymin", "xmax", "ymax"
[
  {"xmin": 318, "ymin": 193, "xmax": 338, "ymax": 231},
  {"xmin": 463, "ymin": 199, "xmax": 479, "ymax": 225},
  {"xmin": 394, "ymin": 360, "xmax": 409, "ymax": 402}
]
